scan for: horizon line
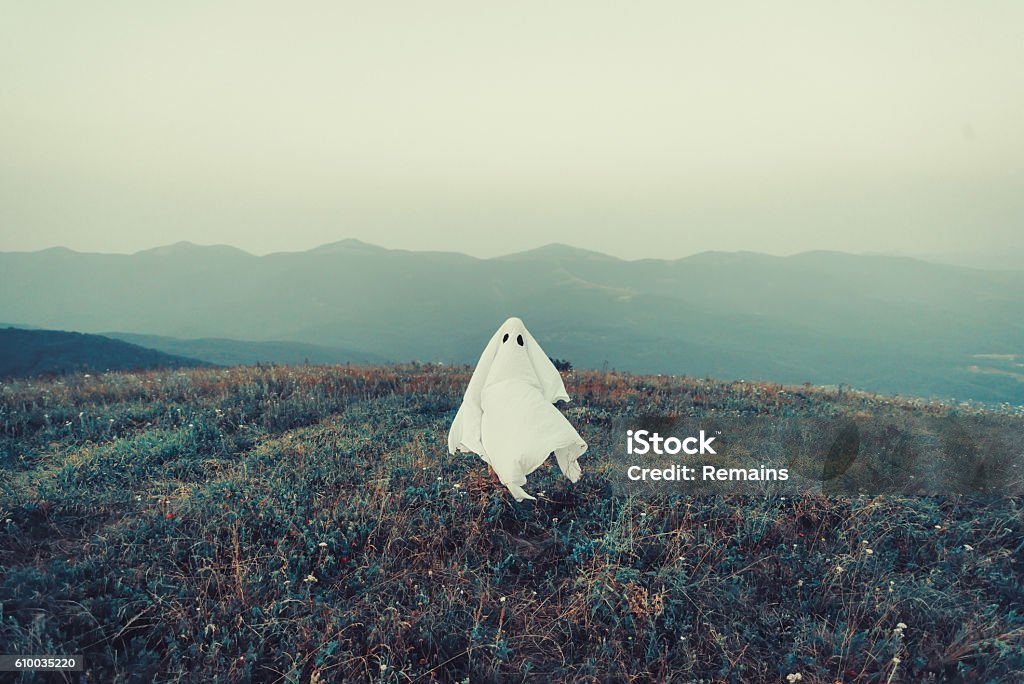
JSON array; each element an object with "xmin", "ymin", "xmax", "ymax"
[{"xmin": 0, "ymin": 239, "xmax": 982, "ymax": 267}]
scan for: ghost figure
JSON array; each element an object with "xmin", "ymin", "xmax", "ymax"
[{"xmin": 448, "ymin": 317, "xmax": 587, "ymax": 501}]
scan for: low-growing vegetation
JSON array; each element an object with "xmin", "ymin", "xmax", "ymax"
[{"xmin": 1, "ymin": 364, "xmax": 1022, "ymax": 682}]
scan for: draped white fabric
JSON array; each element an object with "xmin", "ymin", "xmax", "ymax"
[{"xmin": 448, "ymin": 317, "xmax": 587, "ymax": 501}]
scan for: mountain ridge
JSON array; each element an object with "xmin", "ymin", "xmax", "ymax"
[
  {"xmin": 1, "ymin": 241, "xmax": 1021, "ymax": 403},
  {"xmin": 11, "ymin": 239, "xmax": 1019, "ymax": 272}
]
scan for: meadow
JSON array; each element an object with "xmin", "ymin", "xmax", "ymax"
[{"xmin": 1, "ymin": 364, "xmax": 1023, "ymax": 682}]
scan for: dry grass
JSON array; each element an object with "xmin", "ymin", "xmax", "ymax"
[{"xmin": 1, "ymin": 364, "xmax": 1023, "ymax": 682}]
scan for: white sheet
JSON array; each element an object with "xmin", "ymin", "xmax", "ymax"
[{"xmin": 448, "ymin": 317, "xmax": 587, "ymax": 501}]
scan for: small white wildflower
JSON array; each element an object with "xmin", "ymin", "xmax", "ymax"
[
  {"xmin": 964, "ymin": 544, "xmax": 974, "ymax": 551},
  {"xmin": 786, "ymin": 673, "xmax": 803, "ymax": 683},
  {"xmin": 896, "ymin": 622, "xmax": 907, "ymax": 630},
  {"xmin": 318, "ymin": 541, "xmax": 328, "ymax": 547},
  {"xmin": 552, "ymin": 517, "xmax": 559, "ymax": 523},
  {"xmin": 934, "ymin": 524, "xmax": 942, "ymax": 529},
  {"xmin": 835, "ymin": 565, "xmax": 844, "ymax": 574},
  {"xmin": 453, "ymin": 484, "xmax": 461, "ymax": 489},
  {"xmin": 892, "ymin": 656, "xmax": 901, "ymax": 665},
  {"xmin": 304, "ymin": 574, "xmax": 318, "ymax": 583},
  {"xmin": 865, "ymin": 548, "xmax": 874, "ymax": 555},
  {"xmin": 499, "ymin": 596, "xmax": 507, "ymax": 603}
]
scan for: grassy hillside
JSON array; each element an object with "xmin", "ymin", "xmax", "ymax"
[
  {"xmin": 0, "ymin": 327, "xmax": 208, "ymax": 379},
  {"xmin": 1, "ymin": 365, "xmax": 1023, "ymax": 681}
]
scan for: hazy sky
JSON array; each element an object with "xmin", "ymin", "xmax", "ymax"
[{"xmin": 2, "ymin": 2, "xmax": 1023, "ymax": 260}]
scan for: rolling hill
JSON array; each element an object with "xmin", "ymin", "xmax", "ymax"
[
  {"xmin": 102, "ymin": 332, "xmax": 382, "ymax": 367},
  {"xmin": 0, "ymin": 328, "xmax": 208, "ymax": 378}
]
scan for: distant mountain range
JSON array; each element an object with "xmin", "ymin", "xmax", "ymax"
[
  {"xmin": 0, "ymin": 328, "xmax": 207, "ymax": 379},
  {"xmin": 2, "ymin": 240, "xmax": 1022, "ymax": 403},
  {"xmin": 103, "ymin": 332, "xmax": 381, "ymax": 367}
]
